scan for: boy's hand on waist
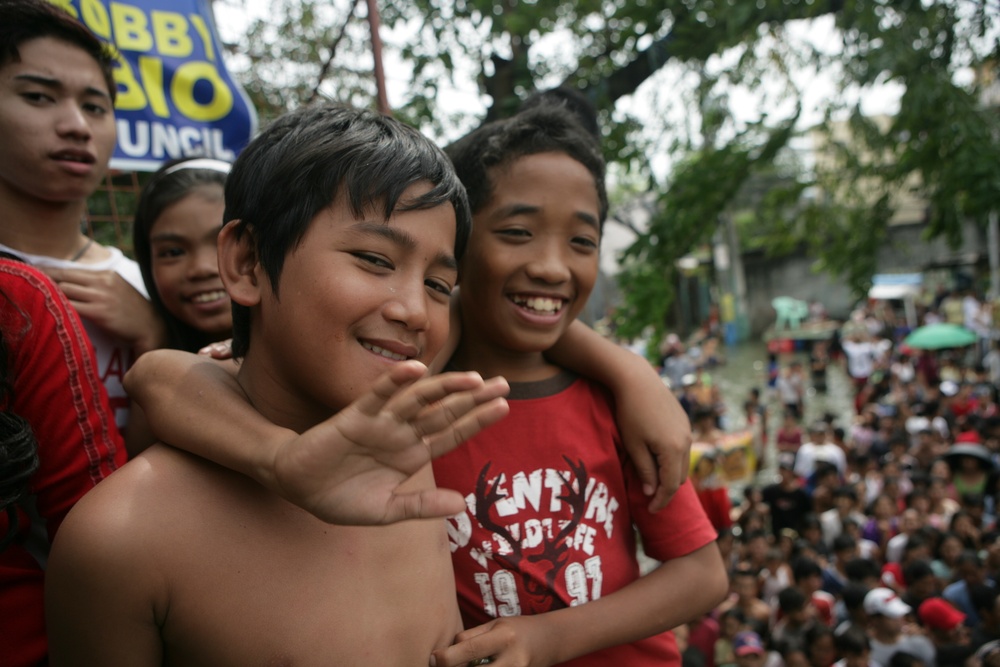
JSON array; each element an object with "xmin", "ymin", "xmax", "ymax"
[
  {"xmin": 430, "ymin": 615, "xmax": 557, "ymax": 667},
  {"xmin": 272, "ymin": 361, "xmax": 510, "ymax": 525}
]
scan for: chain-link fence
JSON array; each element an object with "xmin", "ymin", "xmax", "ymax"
[{"xmin": 84, "ymin": 170, "xmax": 148, "ymax": 258}]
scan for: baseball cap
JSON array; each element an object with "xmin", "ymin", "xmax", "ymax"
[
  {"xmin": 733, "ymin": 631, "xmax": 765, "ymax": 656},
  {"xmin": 863, "ymin": 587, "xmax": 911, "ymax": 618},
  {"xmin": 918, "ymin": 597, "xmax": 966, "ymax": 631}
]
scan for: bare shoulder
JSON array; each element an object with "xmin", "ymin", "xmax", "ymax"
[{"xmin": 54, "ymin": 445, "xmax": 236, "ymax": 562}]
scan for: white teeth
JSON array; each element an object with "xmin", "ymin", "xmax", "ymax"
[
  {"xmin": 191, "ymin": 290, "xmax": 227, "ymax": 303},
  {"xmin": 512, "ymin": 296, "xmax": 562, "ymax": 314},
  {"xmin": 361, "ymin": 342, "xmax": 408, "ymax": 361}
]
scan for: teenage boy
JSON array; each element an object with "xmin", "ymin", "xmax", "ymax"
[
  {"xmin": 0, "ymin": 0, "xmax": 165, "ymax": 432},
  {"xmin": 45, "ymin": 104, "xmax": 512, "ymax": 665},
  {"xmin": 427, "ymin": 102, "xmax": 726, "ymax": 666}
]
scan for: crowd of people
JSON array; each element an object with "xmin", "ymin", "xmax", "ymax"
[{"xmin": 669, "ymin": 296, "xmax": 1000, "ymax": 667}]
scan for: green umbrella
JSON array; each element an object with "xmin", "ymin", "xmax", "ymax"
[{"xmin": 903, "ymin": 323, "xmax": 978, "ymax": 350}]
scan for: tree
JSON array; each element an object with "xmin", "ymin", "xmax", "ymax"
[{"xmin": 220, "ymin": 0, "xmax": 1000, "ymax": 342}]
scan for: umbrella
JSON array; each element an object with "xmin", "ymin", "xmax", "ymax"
[
  {"xmin": 903, "ymin": 323, "xmax": 978, "ymax": 350},
  {"xmin": 940, "ymin": 444, "xmax": 995, "ymax": 470}
]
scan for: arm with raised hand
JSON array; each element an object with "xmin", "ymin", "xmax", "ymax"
[
  {"xmin": 546, "ymin": 321, "xmax": 691, "ymax": 511},
  {"xmin": 124, "ymin": 351, "xmax": 509, "ymax": 524}
]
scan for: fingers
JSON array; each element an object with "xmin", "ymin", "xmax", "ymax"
[
  {"xmin": 198, "ymin": 339, "xmax": 234, "ymax": 359},
  {"xmin": 430, "ymin": 623, "xmax": 497, "ymax": 667},
  {"xmin": 383, "ymin": 488, "xmax": 466, "ymax": 523},
  {"xmin": 647, "ymin": 434, "xmax": 691, "ymax": 513},
  {"xmin": 421, "ymin": 395, "xmax": 510, "ymax": 459}
]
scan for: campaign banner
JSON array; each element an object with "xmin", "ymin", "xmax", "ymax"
[{"xmin": 48, "ymin": 0, "xmax": 258, "ymax": 171}]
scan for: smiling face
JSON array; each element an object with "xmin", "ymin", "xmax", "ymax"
[
  {"xmin": 243, "ymin": 182, "xmax": 457, "ymax": 429},
  {"xmin": 0, "ymin": 37, "xmax": 115, "ymax": 206},
  {"xmin": 149, "ymin": 186, "xmax": 230, "ymax": 338},
  {"xmin": 455, "ymin": 152, "xmax": 600, "ymax": 381}
]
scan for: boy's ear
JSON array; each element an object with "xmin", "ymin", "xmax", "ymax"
[{"xmin": 218, "ymin": 219, "xmax": 263, "ymax": 307}]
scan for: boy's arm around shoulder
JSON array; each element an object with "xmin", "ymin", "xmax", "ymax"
[
  {"xmin": 547, "ymin": 321, "xmax": 691, "ymax": 512},
  {"xmin": 125, "ymin": 350, "xmax": 510, "ymax": 525},
  {"xmin": 431, "ymin": 541, "xmax": 728, "ymax": 667},
  {"xmin": 45, "ymin": 458, "xmax": 165, "ymax": 667}
]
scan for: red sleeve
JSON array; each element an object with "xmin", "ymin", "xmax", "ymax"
[
  {"xmin": 0, "ymin": 260, "xmax": 126, "ymax": 540},
  {"xmin": 630, "ymin": 475, "xmax": 719, "ymax": 562}
]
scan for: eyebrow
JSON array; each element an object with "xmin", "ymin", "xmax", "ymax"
[
  {"xmin": 14, "ymin": 73, "xmax": 112, "ymax": 102},
  {"xmin": 352, "ymin": 221, "xmax": 458, "ymax": 271},
  {"xmin": 494, "ymin": 203, "xmax": 600, "ymax": 231}
]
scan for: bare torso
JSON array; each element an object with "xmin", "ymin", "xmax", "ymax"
[{"xmin": 67, "ymin": 444, "xmax": 462, "ymax": 666}]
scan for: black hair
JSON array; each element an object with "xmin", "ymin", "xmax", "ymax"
[
  {"xmin": 844, "ymin": 557, "xmax": 881, "ymax": 582},
  {"xmin": 887, "ymin": 652, "xmax": 923, "ymax": 667},
  {"xmin": 225, "ymin": 104, "xmax": 470, "ymax": 359},
  {"xmin": 0, "ymin": 0, "xmax": 116, "ymax": 102},
  {"xmin": 133, "ymin": 158, "xmax": 230, "ymax": 352},
  {"xmin": 841, "ymin": 582, "xmax": 872, "ymax": 611},
  {"xmin": 778, "ymin": 585, "xmax": 808, "ymax": 613},
  {"xmin": 445, "ymin": 101, "xmax": 608, "ymax": 227},
  {"xmin": 902, "ymin": 558, "xmax": 934, "ymax": 585},
  {"xmin": 832, "ymin": 533, "xmax": 857, "ymax": 553},
  {"xmin": 791, "ymin": 555, "xmax": 822, "ymax": 582},
  {"xmin": 834, "ymin": 625, "xmax": 870, "ymax": 655},
  {"xmin": 970, "ymin": 583, "xmax": 999, "ymax": 615}
]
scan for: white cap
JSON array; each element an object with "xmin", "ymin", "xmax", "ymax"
[{"xmin": 864, "ymin": 588, "xmax": 911, "ymax": 618}]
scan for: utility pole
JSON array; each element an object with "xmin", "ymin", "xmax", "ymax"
[{"xmin": 365, "ymin": 0, "xmax": 390, "ymax": 115}]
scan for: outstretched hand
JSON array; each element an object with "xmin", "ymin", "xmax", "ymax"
[{"xmin": 270, "ymin": 361, "xmax": 510, "ymax": 525}]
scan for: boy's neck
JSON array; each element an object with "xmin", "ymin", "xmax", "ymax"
[
  {"xmin": 236, "ymin": 353, "xmax": 337, "ymax": 434},
  {"xmin": 450, "ymin": 336, "xmax": 560, "ymax": 384},
  {"xmin": 0, "ymin": 188, "xmax": 91, "ymax": 259}
]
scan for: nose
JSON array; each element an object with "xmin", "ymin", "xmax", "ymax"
[
  {"xmin": 524, "ymin": 238, "xmax": 570, "ymax": 284},
  {"xmin": 381, "ymin": 279, "xmax": 430, "ymax": 332},
  {"xmin": 187, "ymin": 245, "xmax": 220, "ymax": 280},
  {"xmin": 55, "ymin": 102, "xmax": 93, "ymax": 141}
]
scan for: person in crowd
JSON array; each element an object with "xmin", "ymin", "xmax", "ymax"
[
  {"xmin": 0, "ymin": 0, "xmax": 165, "ymax": 441},
  {"xmin": 132, "ymin": 158, "xmax": 232, "ymax": 353},
  {"xmin": 804, "ymin": 623, "xmax": 838, "ymax": 667},
  {"xmin": 717, "ymin": 566, "xmax": 773, "ymax": 638},
  {"xmin": 793, "ymin": 556, "xmax": 837, "ymax": 626},
  {"xmin": 833, "ymin": 625, "xmax": 876, "ymax": 667},
  {"xmin": 943, "ymin": 550, "xmax": 990, "ymax": 627},
  {"xmin": 798, "ymin": 421, "xmax": 848, "ymax": 481},
  {"xmin": 864, "ymin": 587, "xmax": 936, "ymax": 667},
  {"xmin": 733, "ymin": 631, "xmax": 768, "ymax": 667},
  {"xmin": 918, "ymin": 597, "xmax": 973, "ymax": 667},
  {"xmin": 763, "ymin": 453, "xmax": 813, "ymax": 539},
  {"xmin": 716, "ymin": 608, "xmax": 748, "ymax": 667}
]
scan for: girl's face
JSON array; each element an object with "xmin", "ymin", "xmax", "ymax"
[
  {"xmin": 941, "ymin": 536, "xmax": 963, "ymax": 563},
  {"xmin": 149, "ymin": 187, "xmax": 231, "ymax": 337}
]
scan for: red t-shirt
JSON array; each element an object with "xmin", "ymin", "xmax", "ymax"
[
  {"xmin": 0, "ymin": 260, "xmax": 126, "ymax": 667},
  {"xmin": 435, "ymin": 374, "xmax": 718, "ymax": 666}
]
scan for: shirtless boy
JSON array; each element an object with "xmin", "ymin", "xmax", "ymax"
[{"xmin": 44, "ymin": 103, "xmax": 511, "ymax": 666}]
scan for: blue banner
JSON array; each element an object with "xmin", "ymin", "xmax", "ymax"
[{"xmin": 48, "ymin": 0, "xmax": 258, "ymax": 171}]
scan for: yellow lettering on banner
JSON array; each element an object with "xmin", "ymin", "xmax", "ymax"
[
  {"xmin": 46, "ymin": 0, "xmax": 78, "ymax": 19},
  {"xmin": 152, "ymin": 11, "xmax": 192, "ymax": 58},
  {"xmin": 189, "ymin": 15, "xmax": 215, "ymax": 62},
  {"xmin": 138, "ymin": 56, "xmax": 170, "ymax": 117},
  {"xmin": 111, "ymin": 55, "xmax": 146, "ymax": 111},
  {"xmin": 111, "ymin": 3, "xmax": 153, "ymax": 52},
  {"xmin": 171, "ymin": 62, "xmax": 232, "ymax": 121},
  {"xmin": 80, "ymin": 0, "xmax": 111, "ymax": 40}
]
